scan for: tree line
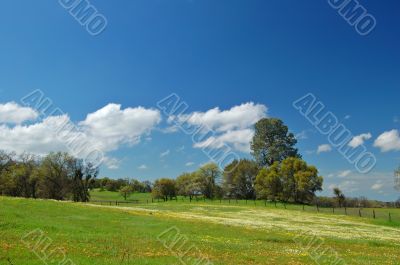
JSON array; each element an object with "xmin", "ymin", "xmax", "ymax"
[
  {"xmin": 0, "ymin": 151, "xmax": 98, "ymax": 202},
  {"xmin": 152, "ymin": 118, "xmax": 324, "ymax": 204}
]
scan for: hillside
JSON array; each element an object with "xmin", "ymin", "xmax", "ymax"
[{"xmin": 1, "ymin": 197, "xmax": 400, "ymax": 264}]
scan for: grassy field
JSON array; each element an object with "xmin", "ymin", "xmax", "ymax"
[
  {"xmin": 1, "ymin": 196, "xmax": 400, "ymax": 264},
  {"xmin": 90, "ymin": 189, "xmax": 400, "ymax": 224}
]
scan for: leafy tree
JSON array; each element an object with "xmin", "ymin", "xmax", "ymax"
[
  {"xmin": 255, "ymin": 157, "xmax": 322, "ymax": 204},
  {"xmin": 36, "ymin": 152, "xmax": 74, "ymax": 200},
  {"xmin": 176, "ymin": 172, "xmax": 201, "ymax": 200},
  {"xmin": 120, "ymin": 185, "xmax": 134, "ymax": 200},
  {"xmin": 152, "ymin": 178, "xmax": 177, "ymax": 201},
  {"xmin": 223, "ymin": 159, "xmax": 259, "ymax": 199},
  {"xmin": 255, "ymin": 162, "xmax": 282, "ymax": 202},
  {"xmin": 196, "ymin": 163, "xmax": 221, "ymax": 199},
  {"xmin": 333, "ymin": 187, "xmax": 346, "ymax": 208},
  {"xmin": 70, "ymin": 160, "xmax": 98, "ymax": 202},
  {"xmin": 251, "ymin": 118, "xmax": 300, "ymax": 167},
  {"xmin": 280, "ymin": 157, "xmax": 323, "ymax": 203}
]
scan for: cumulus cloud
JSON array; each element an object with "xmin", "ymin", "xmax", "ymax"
[
  {"xmin": 374, "ymin": 129, "xmax": 400, "ymax": 152},
  {"xmin": 317, "ymin": 144, "xmax": 332, "ymax": 154},
  {"xmin": 348, "ymin": 133, "xmax": 372, "ymax": 148},
  {"xmin": 193, "ymin": 128, "xmax": 255, "ymax": 153},
  {"xmin": 185, "ymin": 162, "xmax": 195, "ymax": 167},
  {"xmin": 80, "ymin": 104, "xmax": 161, "ymax": 152},
  {"xmin": 0, "ymin": 102, "xmax": 161, "ymax": 169},
  {"xmin": 171, "ymin": 102, "xmax": 267, "ymax": 153},
  {"xmin": 0, "ymin": 115, "xmax": 71, "ymax": 155},
  {"xmin": 0, "ymin": 102, "xmax": 38, "ymax": 124}
]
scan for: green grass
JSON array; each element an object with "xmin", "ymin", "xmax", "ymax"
[
  {"xmin": 1, "ymin": 196, "xmax": 400, "ymax": 264},
  {"xmin": 90, "ymin": 189, "xmax": 153, "ymax": 202},
  {"xmin": 90, "ymin": 189, "xmax": 400, "ymax": 225}
]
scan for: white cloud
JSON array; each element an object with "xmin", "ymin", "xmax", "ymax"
[
  {"xmin": 0, "ymin": 115, "xmax": 71, "ymax": 155},
  {"xmin": 138, "ymin": 164, "xmax": 147, "ymax": 170},
  {"xmin": 185, "ymin": 162, "xmax": 195, "ymax": 167},
  {"xmin": 160, "ymin": 149, "xmax": 170, "ymax": 158},
  {"xmin": 317, "ymin": 144, "xmax": 332, "ymax": 154},
  {"xmin": 348, "ymin": 133, "xmax": 372, "ymax": 148},
  {"xmin": 371, "ymin": 182, "xmax": 384, "ymax": 191},
  {"xmin": 80, "ymin": 104, "xmax": 161, "ymax": 152},
  {"xmin": 338, "ymin": 170, "xmax": 352, "ymax": 178},
  {"xmin": 336, "ymin": 180, "xmax": 359, "ymax": 193},
  {"xmin": 295, "ymin": 130, "xmax": 308, "ymax": 140},
  {"xmin": 193, "ymin": 128, "xmax": 254, "ymax": 153},
  {"xmin": 103, "ymin": 157, "xmax": 121, "ymax": 170},
  {"xmin": 0, "ymin": 103, "xmax": 161, "ymax": 165},
  {"xmin": 172, "ymin": 102, "xmax": 267, "ymax": 153},
  {"xmin": 0, "ymin": 102, "xmax": 38, "ymax": 124},
  {"xmin": 374, "ymin": 129, "xmax": 400, "ymax": 152}
]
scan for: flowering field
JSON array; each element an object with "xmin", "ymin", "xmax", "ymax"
[{"xmin": 1, "ymin": 196, "xmax": 399, "ymax": 264}]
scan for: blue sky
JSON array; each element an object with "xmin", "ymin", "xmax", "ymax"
[{"xmin": 0, "ymin": 0, "xmax": 399, "ymax": 200}]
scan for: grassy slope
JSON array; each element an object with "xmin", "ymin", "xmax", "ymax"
[{"xmin": 1, "ymin": 196, "xmax": 400, "ymax": 265}]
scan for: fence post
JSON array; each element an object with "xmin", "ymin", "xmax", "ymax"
[
  {"xmin": 316, "ymin": 204, "xmax": 319, "ymax": 212},
  {"xmin": 344, "ymin": 207, "xmax": 347, "ymax": 215},
  {"xmin": 373, "ymin": 210, "xmax": 376, "ymax": 219},
  {"xmin": 264, "ymin": 200, "xmax": 267, "ymax": 207},
  {"xmin": 389, "ymin": 212, "xmax": 392, "ymax": 222},
  {"xmin": 359, "ymin": 209, "xmax": 362, "ymax": 217},
  {"xmin": 332, "ymin": 207, "xmax": 335, "ymax": 214}
]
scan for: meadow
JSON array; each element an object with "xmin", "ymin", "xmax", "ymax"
[{"xmin": 1, "ymin": 194, "xmax": 400, "ymax": 264}]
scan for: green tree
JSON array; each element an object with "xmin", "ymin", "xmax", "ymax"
[
  {"xmin": 152, "ymin": 178, "xmax": 177, "ymax": 201},
  {"xmin": 36, "ymin": 152, "xmax": 74, "ymax": 200},
  {"xmin": 120, "ymin": 185, "xmax": 134, "ymax": 200},
  {"xmin": 70, "ymin": 160, "xmax": 98, "ymax": 202},
  {"xmin": 196, "ymin": 163, "xmax": 221, "ymax": 199},
  {"xmin": 333, "ymin": 187, "xmax": 346, "ymax": 208},
  {"xmin": 176, "ymin": 172, "xmax": 201, "ymax": 200},
  {"xmin": 280, "ymin": 157, "xmax": 323, "ymax": 203},
  {"xmin": 223, "ymin": 159, "xmax": 259, "ymax": 199},
  {"xmin": 255, "ymin": 162, "xmax": 282, "ymax": 202},
  {"xmin": 251, "ymin": 118, "xmax": 300, "ymax": 167}
]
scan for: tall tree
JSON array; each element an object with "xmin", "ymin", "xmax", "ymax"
[
  {"xmin": 197, "ymin": 163, "xmax": 221, "ymax": 199},
  {"xmin": 223, "ymin": 159, "xmax": 259, "ymax": 199},
  {"xmin": 333, "ymin": 187, "xmax": 346, "ymax": 208},
  {"xmin": 255, "ymin": 162, "xmax": 282, "ymax": 202},
  {"xmin": 251, "ymin": 118, "xmax": 300, "ymax": 167}
]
